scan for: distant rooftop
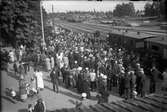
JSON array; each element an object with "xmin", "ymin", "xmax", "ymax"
[
  {"xmin": 108, "ymin": 28, "xmax": 156, "ymax": 39},
  {"xmin": 145, "ymin": 36, "xmax": 167, "ymax": 46}
]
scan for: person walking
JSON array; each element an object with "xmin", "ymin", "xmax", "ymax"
[{"xmin": 50, "ymin": 66, "xmax": 59, "ymax": 93}]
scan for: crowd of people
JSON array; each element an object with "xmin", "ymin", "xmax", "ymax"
[
  {"xmin": 33, "ymin": 26, "xmax": 166, "ymax": 101},
  {"xmin": 3, "ymin": 26, "xmax": 167, "ymax": 111}
]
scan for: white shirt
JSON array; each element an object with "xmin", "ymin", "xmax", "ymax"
[
  {"xmin": 162, "ymin": 71, "xmax": 167, "ymax": 81},
  {"xmin": 90, "ymin": 72, "xmax": 96, "ymax": 82}
]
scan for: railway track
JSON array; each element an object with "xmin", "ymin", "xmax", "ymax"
[{"xmin": 55, "ymin": 20, "xmax": 167, "ymax": 37}]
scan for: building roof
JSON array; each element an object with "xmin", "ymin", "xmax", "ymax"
[
  {"xmin": 109, "ymin": 28, "xmax": 156, "ymax": 40},
  {"xmin": 145, "ymin": 36, "xmax": 167, "ymax": 46}
]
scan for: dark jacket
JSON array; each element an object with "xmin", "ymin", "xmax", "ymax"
[
  {"xmin": 124, "ymin": 74, "xmax": 130, "ymax": 89},
  {"xmin": 50, "ymin": 68, "xmax": 59, "ymax": 83}
]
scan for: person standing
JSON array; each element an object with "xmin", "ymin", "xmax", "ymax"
[
  {"xmin": 162, "ymin": 69, "xmax": 167, "ymax": 91},
  {"xmin": 50, "ymin": 56, "xmax": 55, "ymax": 69},
  {"xmin": 13, "ymin": 61, "xmax": 19, "ymax": 76},
  {"xmin": 45, "ymin": 57, "xmax": 51, "ymax": 71},
  {"xmin": 119, "ymin": 70, "xmax": 125, "ymax": 97},
  {"xmin": 50, "ymin": 66, "xmax": 59, "ymax": 93},
  {"xmin": 124, "ymin": 70, "xmax": 130, "ymax": 100},
  {"xmin": 18, "ymin": 61, "xmax": 25, "ymax": 77},
  {"xmin": 89, "ymin": 69, "xmax": 96, "ymax": 91},
  {"xmin": 35, "ymin": 69, "xmax": 44, "ymax": 93},
  {"xmin": 33, "ymin": 98, "xmax": 46, "ymax": 112},
  {"xmin": 129, "ymin": 70, "xmax": 136, "ymax": 98},
  {"xmin": 75, "ymin": 93, "xmax": 89, "ymax": 110},
  {"xmin": 9, "ymin": 50, "xmax": 15, "ymax": 63},
  {"xmin": 150, "ymin": 66, "xmax": 161, "ymax": 93},
  {"xmin": 82, "ymin": 77, "xmax": 91, "ymax": 99},
  {"xmin": 19, "ymin": 75, "xmax": 27, "ymax": 101},
  {"xmin": 141, "ymin": 69, "xmax": 146, "ymax": 97}
]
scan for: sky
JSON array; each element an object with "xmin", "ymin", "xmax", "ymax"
[{"xmin": 42, "ymin": 1, "xmax": 152, "ymax": 13}]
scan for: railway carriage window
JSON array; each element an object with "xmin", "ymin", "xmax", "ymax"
[
  {"xmin": 152, "ymin": 45, "xmax": 159, "ymax": 51},
  {"xmin": 131, "ymin": 40, "xmax": 133, "ymax": 45}
]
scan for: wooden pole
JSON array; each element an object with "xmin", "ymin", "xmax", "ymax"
[
  {"xmin": 52, "ymin": 4, "xmax": 55, "ymax": 34},
  {"xmin": 40, "ymin": 1, "xmax": 45, "ymax": 47}
]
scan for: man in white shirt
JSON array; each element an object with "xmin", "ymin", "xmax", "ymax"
[{"xmin": 89, "ymin": 69, "xmax": 96, "ymax": 91}]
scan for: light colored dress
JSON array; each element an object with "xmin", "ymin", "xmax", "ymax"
[
  {"xmin": 35, "ymin": 71, "xmax": 44, "ymax": 89},
  {"xmin": 50, "ymin": 57, "xmax": 55, "ymax": 69},
  {"xmin": 9, "ymin": 51, "xmax": 15, "ymax": 62},
  {"xmin": 45, "ymin": 58, "xmax": 51, "ymax": 71},
  {"xmin": 162, "ymin": 71, "xmax": 167, "ymax": 88}
]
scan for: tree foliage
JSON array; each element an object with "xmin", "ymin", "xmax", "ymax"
[
  {"xmin": 0, "ymin": 0, "xmax": 48, "ymax": 48},
  {"xmin": 113, "ymin": 2, "xmax": 135, "ymax": 17},
  {"xmin": 144, "ymin": 2, "xmax": 159, "ymax": 17},
  {"xmin": 144, "ymin": 0, "xmax": 166, "ymax": 18}
]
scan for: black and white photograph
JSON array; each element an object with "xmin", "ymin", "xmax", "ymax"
[{"xmin": 0, "ymin": 0, "xmax": 167, "ymax": 112}]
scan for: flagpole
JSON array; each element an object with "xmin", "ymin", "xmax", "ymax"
[{"xmin": 40, "ymin": 0, "xmax": 45, "ymax": 48}]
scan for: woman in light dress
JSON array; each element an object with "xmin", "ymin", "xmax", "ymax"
[
  {"xmin": 9, "ymin": 50, "xmax": 15, "ymax": 62},
  {"xmin": 50, "ymin": 56, "xmax": 55, "ymax": 69},
  {"xmin": 34, "ymin": 69, "xmax": 44, "ymax": 92},
  {"xmin": 45, "ymin": 57, "xmax": 51, "ymax": 71}
]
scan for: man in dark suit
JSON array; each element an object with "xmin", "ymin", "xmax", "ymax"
[{"xmin": 50, "ymin": 66, "xmax": 59, "ymax": 93}]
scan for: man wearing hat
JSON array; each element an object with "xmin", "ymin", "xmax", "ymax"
[
  {"xmin": 136, "ymin": 68, "xmax": 146, "ymax": 97},
  {"xmin": 119, "ymin": 70, "xmax": 125, "ymax": 97},
  {"xmin": 33, "ymin": 98, "xmax": 46, "ymax": 112},
  {"xmin": 124, "ymin": 70, "xmax": 131, "ymax": 100},
  {"xmin": 150, "ymin": 66, "xmax": 161, "ymax": 93},
  {"xmin": 82, "ymin": 74, "xmax": 91, "ymax": 99},
  {"xmin": 50, "ymin": 66, "xmax": 59, "ymax": 93}
]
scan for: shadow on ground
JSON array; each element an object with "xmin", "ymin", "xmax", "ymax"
[
  {"xmin": 18, "ymin": 109, "xmax": 28, "ymax": 112},
  {"xmin": 59, "ymin": 90, "xmax": 81, "ymax": 101},
  {"xmin": 6, "ymin": 71, "xmax": 20, "ymax": 80},
  {"xmin": 1, "ymin": 95, "xmax": 16, "ymax": 104},
  {"xmin": 44, "ymin": 85, "xmax": 81, "ymax": 101},
  {"xmin": 18, "ymin": 109, "xmax": 51, "ymax": 112}
]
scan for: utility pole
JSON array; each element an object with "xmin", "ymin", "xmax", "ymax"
[
  {"xmin": 52, "ymin": 4, "xmax": 55, "ymax": 34},
  {"xmin": 40, "ymin": 0, "xmax": 46, "ymax": 48}
]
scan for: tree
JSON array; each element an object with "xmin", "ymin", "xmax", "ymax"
[
  {"xmin": 0, "ymin": 0, "xmax": 48, "ymax": 48},
  {"xmin": 159, "ymin": 0, "xmax": 167, "ymax": 19},
  {"xmin": 105, "ymin": 11, "xmax": 113, "ymax": 18},
  {"xmin": 144, "ymin": 2, "xmax": 160, "ymax": 17},
  {"xmin": 113, "ymin": 2, "xmax": 135, "ymax": 17}
]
